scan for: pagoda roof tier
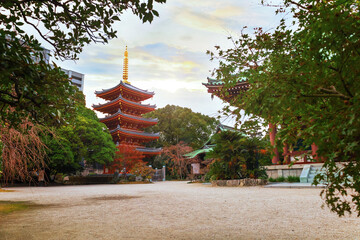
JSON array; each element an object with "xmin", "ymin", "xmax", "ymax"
[
  {"xmin": 110, "ymin": 126, "xmax": 160, "ymax": 140},
  {"xmin": 100, "ymin": 109, "xmax": 158, "ymax": 126},
  {"xmin": 95, "ymin": 81, "xmax": 154, "ymax": 101},
  {"xmin": 136, "ymin": 147, "xmax": 162, "ymax": 155},
  {"xmin": 203, "ymin": 77, "xmax": 250, "ymax": 99},
  {"xmin": 93, "ymin": 95, "xmax": 156, "ymax": 114}
]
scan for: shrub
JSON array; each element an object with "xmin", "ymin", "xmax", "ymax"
[
  {"xmin": 268, "ymin": 176, "xmax": 300, "ymax": 182},
  {"xmin": 286, "ymin": 176, "xmax": 300, "ymax": 182},
  {"xmin": 206, "ymin": 131, "xmax": 268, "ymax": 180},
  {"xmin": 268, "ymin": 177, "xmax": 276, "ymax": 182},
  {"xmin": 276, "ymin": 176, "xmax": 286, "ymax": 182}
]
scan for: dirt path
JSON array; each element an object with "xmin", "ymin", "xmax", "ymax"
[{"xmin": 0, "ymin": 181, "xmax": 359, "ymax": 240}]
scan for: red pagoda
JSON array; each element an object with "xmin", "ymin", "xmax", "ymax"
[{"xmin": 93, "ymin": 47, "xmax": 161, "ymax": 174}]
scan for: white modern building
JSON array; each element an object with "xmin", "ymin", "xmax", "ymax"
[
  {"xmin": 32, "ymin": 45, "xmax": 85, "ymax": 92},
  {"xmin": 61, "ymin": 68, "xmax": 85, "ymax": 92}
]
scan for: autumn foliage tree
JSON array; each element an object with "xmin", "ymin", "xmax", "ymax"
[
  {"xmin": 0, "ymin": 119, "xmax": 48, "ymax": 184},
  {"xmin": 129, "ymin": 161, "xmax": 155, "ymax": 181},
  {"xmin": 111, "ymin": 145, "xmax": 145, "ymax": 173},
  {"xmin": 162, "ymin": 142, "xmax": 193, "ymax": 179}
]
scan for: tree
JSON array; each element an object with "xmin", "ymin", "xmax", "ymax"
[
  {"xmin": 206, "ymin": 131, "xmax": 267, "ymax": 180},
  {"xmin": 44, "ymin": 104, "xmax": 117, "ymax": 175},
  {"xmin": 129, "ymin": 161, "xmax": 155, "ymax": 181},
  {"xmin": 209, "ymin": 0, "xmax": 360, "ymax": 216},
  {"xmin": 0, "ymin": 118, "xmax": 48, "ymax": 184},
  {"xmin": 112, "ymin": 145, "xmax": 144, "ymax": 173},
  {"xmin": 0, "ymin": 34, "xmax": 77, "ymax": 126},
  {"xmin": 162, "ymin": 142, "xmax": 193, "ymax": 180},
  {"xmin": 144, "ymin": 105, "xmax": 219, "ymax": 149},
  {"xmin": 0, "ymin": 0, "xmax": 166, "ymax": 125}
]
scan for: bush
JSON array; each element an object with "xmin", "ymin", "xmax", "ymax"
[
  {"xmin": 206, "ymin": 131, "xmax": 268, "ymax": 180},
  {"xmin": 268, "ymin": 177, "xmax": 276, "ymax": 182},
  {"xmin": 268, "ymin": 176, "xmax": 300, "ymax": 182},
  {"xmin": 127, "ymin": 175, "xmax": 136, "ymax": 182},
  {"xmin": 276, "ymin": 176, "xmax": 286, "ymax": 182},
  {"xmin": 286, "ymin": 176, "xmax": 300, "ymax": 182}
]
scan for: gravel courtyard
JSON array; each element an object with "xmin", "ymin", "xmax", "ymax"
[{"xmin": 1, "ymin": 181, "xmax": 359, "ymax": 240}]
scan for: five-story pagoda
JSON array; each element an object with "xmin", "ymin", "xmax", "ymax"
[{"xmin": 93, "ymin": 47, "xmax": 161, "ymax": 174}]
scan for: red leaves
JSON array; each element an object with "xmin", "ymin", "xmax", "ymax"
[
  {"xmin": 1, "ymin": 118, "xmax": 48, "ymax": 184},
  {"xmin": 162, "ymin": 142, "xmax": 193, "ymax": 179}
]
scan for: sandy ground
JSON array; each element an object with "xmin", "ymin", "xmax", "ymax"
[{"xmin": 0, "ymin": 181, "xmax": 359, "ymax": 240}]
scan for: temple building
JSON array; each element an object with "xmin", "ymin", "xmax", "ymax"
[
  {"xmin": 93, "ymin": 47, "xmax": 161, "ymax": 173},
  {"xmin": 203, "ymin": 77, "xmax": 319, "ymax": 165}
]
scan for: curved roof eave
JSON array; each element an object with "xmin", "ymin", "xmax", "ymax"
[
  {"xmin": 110, "ymin": 127, "xmax": 160, "ymax": 137},
  {"xmin": 136, "ymin": 147, "xmax": 163, "ymax": 153},
  {"xmin": 100, "ymin": 110, "xmax": 158, "ymax": 123},
  {"xmin": 94, "ymin": 81, "xmax": 155, "ymax": 96},
  {"xmin": 93, "ymin": 94, "xmax": 156, "ymax": 109},
  {"xmin": 121, "ymin": 81, "xmax": 154, "ymax": 96},
  {"xmin": 94, "ymin": 83, "xmax": 121, "ymax": 95}
]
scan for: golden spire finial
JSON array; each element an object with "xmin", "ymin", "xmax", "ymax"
[{"xmin": 123, "ymin": 46, "xmax": 130, "ymax": 84}]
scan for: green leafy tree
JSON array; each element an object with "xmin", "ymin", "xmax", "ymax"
[
  {"xmin": 0, "ymin": 33, "xmax": 77, "ymax": 126},
  {"xmin": 0, "ymin": 0, "xmax": 166, "ymax": 125},
  {"xmin": 206, "ymin": 131, "xmax": 267, "ymax": 180},
  {"xmin": 209, "ymin": 0, "xmax": 360, "ymax": 216},
  {"xmin": 44, "ymin": 105, "xmax": 116, "ymax": 175},
  {"xmin": 144, "ymin": 105, "xmax": 219, "ymax": 149}
]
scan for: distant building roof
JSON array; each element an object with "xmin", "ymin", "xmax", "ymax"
[{"xmin": 184, "ymin": 123, "xmax": 241, "ymax": 159}]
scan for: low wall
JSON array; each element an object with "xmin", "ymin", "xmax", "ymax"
[
  {"xmin": 265, "ymin": 163, "xmax": 324, "ymax": 178},
  {"xmin": 211, "ymin": 179, "xmax": 267, "ymax": 187},
  {"xmin": 67, "ymin": 175, "xmax": 113, "ymax": 185}
]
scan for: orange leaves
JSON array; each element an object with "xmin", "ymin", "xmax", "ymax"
[
  {"xmin": 162, "ymin": 142, "xmax": 193, "ymax": 179},
  {"xmin": 111, "ymin": 145, "xmax": 145, "ymax": 172},
  {"xmin": 1, "ymin": 118, "xmax": 48, "ymax": 184}
]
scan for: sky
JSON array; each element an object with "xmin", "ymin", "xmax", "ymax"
[{"xmin": 52, "ymin": 0, "xmax": 283, "ymax": 126}]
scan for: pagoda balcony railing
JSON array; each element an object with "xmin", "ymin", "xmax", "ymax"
[
  {"xmin": 93, "ymin": 94, "xmax": 156, "ymax": 109},
  {"xmin": 101, "ymin": 109, "xmax": 158, "ymax": 122}
]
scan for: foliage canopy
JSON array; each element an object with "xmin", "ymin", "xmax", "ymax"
[
  {"xmin": 206, "ymin": 130, "xmax": 267, "ymax": 180},
  {"xmin": 209, "ymin": 0, "xmax": 360, "ymax": 216},
  {"xmin": 44, "ymin": 104, "xmax": 116, "ymax": 175},
  {"xmin": 144, "ymin": 105, "xmax": 219, "ymax": 149},
  {"xmin": 0, "ymin": 0, "xmax": 166, "ymax": 125}
]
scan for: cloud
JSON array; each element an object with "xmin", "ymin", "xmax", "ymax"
[
  {"xmin": 55, "ymin": 0, "xmax": 285, "ymax": 122},
  {"xmin": 173, "ymin": 8, "xmax": 228, "ymax": 34},
  {"xmin": 212, "ymin": 6, "xmax": 244, "ymax": 18}
]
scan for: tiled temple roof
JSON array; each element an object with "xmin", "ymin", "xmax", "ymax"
[
  {"xmin": 202, "ymin": 77, "xmax": 248, "ymax": 86},
  {"xmin": 109, "ymin": 126, "xmax": 160, "ymax": 138},
  {"xmin": 95, "ymin": 81, "xmax": 154, "ymax": 96},
  {"xmin": 136, "ymin": 147, "xmax": 163, "ymax": 153},
  {"xmin": 93, "ymin": 94, "xmax": 156, "ymax": 109},
  {"xmin": 100, "ymin": 109, "xmax": 158, "ymax": 123}
]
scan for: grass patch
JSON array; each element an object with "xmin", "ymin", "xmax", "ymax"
[{"xmin": 0, "ymin": 201, "xmax": 32, "ymax": 215}]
